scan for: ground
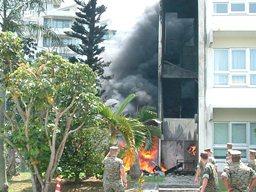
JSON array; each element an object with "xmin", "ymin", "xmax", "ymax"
[{"xmin": 8, "ymin": 173, "xmax": 227, "ymax": 192}]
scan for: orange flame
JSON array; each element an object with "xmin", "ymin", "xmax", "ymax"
[
  {"xmin": 123, "ymin": 148, "xmax": 135, "ymax": 171},
  {"xmin": 138, "ymin": 137, "xmax": 159, "ymax": 173},
  {"xmin": 187, "ymin": 144, "xmax": 197, "ymax": 156}
]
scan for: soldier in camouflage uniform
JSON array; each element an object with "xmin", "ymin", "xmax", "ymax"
[
  {"xmin": 194, "ymin": 157, "xmax": 205, "ymax": 185},
  {"xmin": 226, "ymin": 143, "xmax": 233, "ymax": 165},
  {"xmin": 248, "ymin": 150, "xmax": 256, "ymax": 171},
  {"xmin": 199, "ymin": 152, "xmax": 218, "ymax": 192},
  {"xmin": 221, "ymin": 150, "xmax": 256, "ymax": 192},
  {"xmin": 102, "ymin": 146, "xmax": 127, "ymax": 192},
  {"xmin": 204, "ymin": 148, "xmax": 216, "ymax": 165}
]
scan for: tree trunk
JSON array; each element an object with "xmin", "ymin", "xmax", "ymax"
[
  {"xmin": 7, "ymin": 148, "xmax": 16, "ymax": 179},
  {"xmin": 31, "ymin": 174, "xmax": 42, "ymax": 192},
  {"xmin": 0, "ymin": 139, "xmax": 8, "ymax": 191},
  {"xmin": 0, "ymin": 86, "xmax": 7, "ymax": 191},
  {"xmin": 129, "ymin": 151, "xmax": 141, "ymax": 181}
]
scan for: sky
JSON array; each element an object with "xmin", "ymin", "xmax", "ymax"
[{"xmin": 64, "ymin": 0, "xmax": 159, "ymax": 30}]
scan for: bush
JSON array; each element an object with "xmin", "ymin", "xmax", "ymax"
[{"xmin": 59, "ymin": 128, "xmax": 110, "ymax": 181}]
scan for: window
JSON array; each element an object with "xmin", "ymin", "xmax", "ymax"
[
  {"xmin": 43, "ymin": 37, "xmax": 51, "ymax": 47},
  {"xmin": 214, "ymin": 49, "xmax": 229, "ymax": 85},
  {"xmin": 214, "ymin": 123, "xmax": 229, "ymax": 144},
  {"xmin": 44, "ymin": 18, "xmax": 51, "ymax": 28},
  {"xmin": 214, "ymin": 149, "xmax": 226, "ymax": 159},
  {"xmin": 213, "ymin": 2, "xmax": 256, "ymax": 14},
  {"xmin": 250, "ymin": 75, "xmax": 256, "ymax": 85},
  {"xmin": 231, "ymin": 50, "xmax": 246, "ymax": 70},
  {"xmin": 214, "ymin": 74, "xmax": 229, "ymax": 85},
  {"xmin": 213, "ymin": 122, "xmax": 255, "ymax": 160},
  {"xmin": 213, "ymin": 3, "xmax": 228, "ymax": 13},
  {"xmin": 214, "ymin": 49, "xmax": 228, "ymax": 71},
  {"xmin": 250, "ymin": 49, "xmax": 256, "ymax": 70},
  {"xmin": 214, "ymin": 48, "xmax": 256, "ymax": 86},
  {"xmin": 231, "ymin": 75, "xmax": 246, "ymax": 85},
  {"xmin": 250, "ymin": 123, "xmax": 256, "ymax": 145},
  {"xmin": 231, "ymin": 123, "xmax": 246, "ymax": 143},
  {"xmin": 231, "ymin": 3, "xmax": 245, "ymax": 12}
]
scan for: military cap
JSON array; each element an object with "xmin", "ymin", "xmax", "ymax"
[
  {"xmin": 110, "ymin": 146, "xmax": 119, "ymax": 150},
  {"xmin": 204, "ymin": 148, "xmax": 212, "ymax": 153},
  {"xmin": 249, "ymin": 149, "xmax": 256, "ymax": 155},
  {"xmin": 230, "ymin": 150, "xmax": 241, "ymax": 156},
  {"xmin": 227, "ymin": 143, "xmax": 233, "ymax": 149}
]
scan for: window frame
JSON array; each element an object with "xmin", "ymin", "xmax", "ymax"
[
  {"xmin": 213, "ymin": 48, "xmax": 256, "ymax": 87},
  {"xmin": 230, "ymin": 2, "xmax": 246, "ymax": 13},
  {"xmin": 212, "ymin": 1, "xmax": 256, "ymax": 15},
  {"xmin": 213, "ymin": 2, "xmax": 229, "ymax": 15},
  {"xmin": 213, "ymin": 121, "xmax": 251, "ymax": 161},
  {"xmin": 248, "ymin": 2, "xmax": 256, "ymax": 14}
]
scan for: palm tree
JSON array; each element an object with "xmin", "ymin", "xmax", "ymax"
[
  {"xmin": 100, "ymin": 94, "xmax": 162, "ymax": 179},
  {"xmin": 0, "ymin": 0, "xmax": 61, "ymax": 190}
]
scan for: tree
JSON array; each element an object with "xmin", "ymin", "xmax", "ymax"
[
  {"xmin": 65, "ymin": 0, "xmax": 109, "ymax": 78},
  {"xmin": 99, "ymin": 95, "xmax": 161, "ymax": 178},
  {"xmin": 0, "ymin": 32, "xmax": 103, "ymax": 192},
  {"xmin": 59, "ymin": 127, "xmax": 110, "ymax": 181},
  {"xmin": 0, "ymin": 1, "xmax": 60, "ymax": 189}
]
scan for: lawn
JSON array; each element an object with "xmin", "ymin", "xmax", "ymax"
[{"xmin": 8, "ymin": 173, "xmax": 228, "ymax": 192}]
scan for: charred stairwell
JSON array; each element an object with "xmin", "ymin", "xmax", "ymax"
[{"xmin": 158, "ymin": 0, "xmax": 199, "ymax": 176}]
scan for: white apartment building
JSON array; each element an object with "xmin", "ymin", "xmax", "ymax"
[
  {"xmin": 23, "ymin": 1, "xmax": 116, "ymax": 59},
  {"xmin": 199, "ymin": 0, "xmax": 256, "ymax": 169}
]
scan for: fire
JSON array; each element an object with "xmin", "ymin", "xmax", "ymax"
[
  {"xmin": 138, "ymin": 137, "xmax": 159, "ymax": 173},
  {"xmin": 187, "ymin": 144, "xmax": 197, "ymax": 156}
]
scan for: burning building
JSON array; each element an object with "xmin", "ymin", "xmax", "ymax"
[
  {"xmin": 158, "ymin": 0, "xmax": 199, "ymax": 173},
  {"xmin": 105, "ymin": 0, "xmax": 203, "ymax": 174}
]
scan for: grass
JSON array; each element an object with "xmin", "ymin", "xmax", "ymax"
[
  {"xmin": 8, "ymin": 172, "xmax": 228, "ymax": 192},
  {"xmin": 9, "ymin": 172, "xmax": 32, "ymax": 192}
]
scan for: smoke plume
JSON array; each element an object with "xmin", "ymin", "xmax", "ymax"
[{"xmin": 103, "ymin": 6, "xmax": 159, "ymax": 111}]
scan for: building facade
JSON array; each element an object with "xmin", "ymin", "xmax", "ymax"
[
  {"xmin": 200, "ymin": 0, "xmax": 256, "ymax": 169},
  {"xmin": 23, "ymin": 1, "xmax": 116, "ymax": 59},
  {"xmin": 158, "ymin": 0, "xmax": 256, "ymax": 171}
]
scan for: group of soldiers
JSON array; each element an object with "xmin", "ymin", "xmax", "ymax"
[{"xmin": 195, "ymin": 143, "xmax": 256, "ymax": 192}]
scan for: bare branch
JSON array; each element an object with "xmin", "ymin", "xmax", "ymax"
[
  {"xmin": 58, "ymin": 97, "xmax": 76, "ymax": 118},
  {"xmin": 44, "ymin": 109, "xmax": 51, "ymax": 148},
  {"xmin": 13, "ymin": 98, "xmax": 26, "ymax": 123},
  {"xmin": 68, "ymin": 122, "xmax": 85, "ymax": 135}
]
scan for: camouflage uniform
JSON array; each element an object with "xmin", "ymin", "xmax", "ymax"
[
  {"xmin": 103, "ymin": 157, "xmax": 125, "ymax": 192},
  {"xmin": 197, "ymin": 160, "xmax": 205, "ymax": 185},
  {"xmin": 248, "ymin": 159, "xmax": 256, "ymax": 171},
  {"xmin": 222, "ymin": 162, "xmax": 256, "ymax": 192},
  {"xmin": 248, "ymin": 160, "xmax": 256, "ymax": 192},
  {"xmin": 201, "ymin": 162, "xmax": 218, "ymax": 192},
  {"xmin": 209, "ymin": 156, "xmax": 216, "ymax": 165}
]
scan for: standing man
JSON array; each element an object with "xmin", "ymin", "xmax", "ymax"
[
  {"xmin": 194, "ymin": 155, "xmax": 204, "ymax": 185},
  {"xmin": 248, "ymin": 150, "xmax": 256, "ymax": 171},
  {"xmin": 221, "ymin": 150, "xmax": 256, "ymax": 192},
  {"xmin": 226, "ymin": 143, "xmax": 233, "ymax": 165},
  {"xmin": 204, "ymin": 148, "xmax": 216, "ymax": 165},
  {"xmin": 102, "ymin": 146, "xmax": 127, "ymax": 192},
  {"xmin": 199, "ymin": 152, "xmax": 218, "ymax": 192}
]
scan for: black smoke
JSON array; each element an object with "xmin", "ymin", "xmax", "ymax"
[
  {"xmin": 103, "ymin": 3, "xmax": 197, "ymax": 115},
  {"xmin": 103, "ymin": 6, "xmax": 159, "ymax": 112}
]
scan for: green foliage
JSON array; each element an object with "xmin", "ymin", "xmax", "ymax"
[
  {"xmin": 137, "ymin": 106, "xmax": 157, "ymax": 122},
  {"xmin": 59, "ymin": 128, "xmax": 110, "ymax": 180},
  {"xmin": 0, "ymin": 32, "xmax": 104, "ymax": 190},
  {"xmin": 0, "ymin": 32, "xmax": 24, "ymax": 74},
  {"xmin": 65, "ymin": 0, "xmax": 109, "ymax": 78}
]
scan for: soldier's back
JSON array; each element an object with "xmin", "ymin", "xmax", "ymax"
[
  {"xmin": 228, "ymin": 162, "xmax": 255, "ymax": 191},
  {"xmin": 248, "ymin": 159, "xmax": 256, "ymax": 171},
  {"xmin": 103, "ymin": 157, "xmax": 123, "ymax": 181}
]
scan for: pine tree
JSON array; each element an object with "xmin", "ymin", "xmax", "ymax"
[{"xmin": 65, "ymin": 0, "xmax": 109, "ymax": 78}]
